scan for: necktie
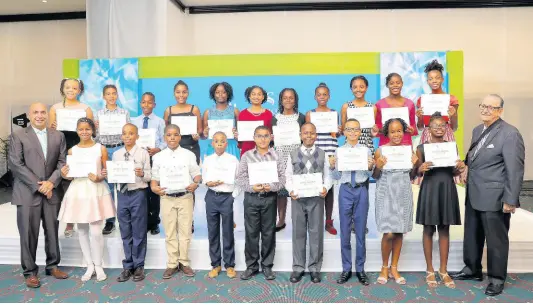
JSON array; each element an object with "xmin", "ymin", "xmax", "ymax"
[
  {"xmin": 305, "ymin": 148, "xmax": 312, "ymax": 156},
  {"xmin": 305, "ymin": 149, "xmax": 312, "ymax": 171},
  {"xmin": 120, "ymin": 152, "xmax": 130, "ymax": 193},
  {"xmin": 143, "ymin": 117, "xmax": 149, "ymax": 129},
  {"xmin": 351, "ymin": 170, "xmax": 356, "ymax": 188}
]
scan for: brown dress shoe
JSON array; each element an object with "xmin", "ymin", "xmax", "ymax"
[
  {"xmin": 162, "ymin": 267, "xmax": 179, "ymax": 280},
  {"xmin": 45, "ymin": 268, "xmax": 69, "ymax": 279},
  {"xmin": 25, "ymin": 275, "xmax": 40, "ymax": 288},
  {"xmin": 179, "ymin": 263, "xmax": 195, "ymax": 277}
]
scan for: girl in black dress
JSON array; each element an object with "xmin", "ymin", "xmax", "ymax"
[{"xmin": 415, "ymin": 112, "xmax": 466, "ymax": 289}]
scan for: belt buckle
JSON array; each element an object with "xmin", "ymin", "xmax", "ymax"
[{"xmin": 258, "ymin": 192, "xmax": 266, "ymax": 198}]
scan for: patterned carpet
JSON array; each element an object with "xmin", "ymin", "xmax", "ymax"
[{"xmin": 1, "ymin": 265, "xmax": 533, "ymax": 303}]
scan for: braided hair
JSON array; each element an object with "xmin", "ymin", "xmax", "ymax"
[
  {"xmin": 278, "ymin": 88, "xmax": 299, "ymax": 113},
  {"xmin": 382, "ymin": 118, "xmax": 408, "ymax": 137},
  {"xmin": 209, "ymin": 82, "xmax": 234, "ymax": 103}
]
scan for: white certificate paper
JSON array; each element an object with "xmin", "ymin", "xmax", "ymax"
[
  {"xmin": 337, "ymin": 146, "xmax": 369, "ymax": 171},
  {"xmin": 273, "ymin": 123, "xmax": 300, "ymax": 147},
  {"xmin": 67, "ymin": 155, "xmax": 98, "ymax": 178},
  {"xmin": 347, "ymin": 107, "xmax": 375, "ymax": 129},
  {"xmin": 237, "ymin": 120, "xmax": 264, "ymax": 142},
  {"xmin": 293, "ymin": 173, "xmax": 323, "ymax": 198},
  {"xmin": 137, "ymin": 128, "xmax": 156, "ymax": 149},
  {"xmin": 310, "ymin": 112, "xmax": 338, "ymax": 133},
  {"xmin": 106, "ymin": 161, "xmax": 135, "ymax": 183},
  {"xmin": 381, "ymin": 107, "xmax": 410, "ymax": 125},
  {"xmin": 381, "ymin": 146, "xmax": 413, "ymax": 170},
  {"xmin": 170, "ymin": 116, "xmax": 198, "ymax": 136},
  {"xmin": 208, "ymin": 119, "xmax": 234, "ymax": 139},
  {"xmin": 99, "ymin": 114, "xmax": 127, "ymax": 136},
  {"xmin": 248, "ymin": 161, "xmax": 279, "ymax": 185},
  {"xmin": 56, "ymin": 109, "xmax": 86, "ymax": 132},
  {"xmin": 160, "ymin": 166, "xmax": 190, "ymax": 191},
  {"xmin": 205, "ymin": 162, "xmax": 237, "ymax": 185},
  {"xmin": 421, "ymin": 94, "xmax": 450, "ymax": 116},
  {"xmin": 424, "ymin": 142, "xmax": 458, "ymax": 168}
]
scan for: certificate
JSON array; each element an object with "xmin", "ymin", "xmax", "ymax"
[
  {"xmin": 337, "ymin": 146, "xmax": 369, "ymax": 171},
  {"xmin": 421, "ymin": 94, "xmax": 450, "ymax": 116},
  {"xmin": 424, "ymin": 142, "xmax": 458, "ymax": 168},
  {"xmin": 381, "ymin": 107, "xmax": 410, "ymax": 125},
  {"xmin": 381, "ymin": 146, "xmax": 413, "ymax": 170},
  {"xmin": 67, "ymin": 155, "xmax": 97, "ymax": 178},
  {"xmin": 248, "ymin": 161, "xmax": 279, "ymax": 185},
  {"xmin": 347, "ymin": 107, "xmax": 375, "ymax": 129},
  {"xmin": 170, "ymin": 116, "xmax": 198, "ymax": 135},
  {"xmin": 310, "ymin": 112, "xmax": 338, "ymax": 133},
  {"xmin": 273, "ymin": 123, "xmax": 300, "ymax": 147},
  {"xmin": 160, "ymin": 166, "xmax": 190, "ymax": 191},
  {"xmin": 56, "ymin": 109, "xmax": 86, "ymax": 132},
  {"xmin": 137, "ymin": 128, "xmax": 156, "ymax": 148},
  {"xmin": 205, "ymin": 162, "xmax": 237, "ymax": 185},
  {"xmin": 106, "ymin": 161, "xmax": 135, "ymax": 183},
  {"xmin": 237, "ymin": 120, "xmax": 264, "ymax": 141},
  {"xmin": 293, "ymin": 173, "xmax": 323, "ymax": 198},
  {"xmin": 208, "ymin": 119, "xmax": 234, "ymax": 139},
  {"xmin": 99, "ymin": 114, "xmax": 127, "ymax": 136}
]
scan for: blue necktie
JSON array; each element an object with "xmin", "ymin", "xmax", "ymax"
[
  {"xmin": 143, "ymin": 117, "xmax": 149, "ymax": 129},
  {"xmin": 351, "ymin": 171, "xmax": 356, "ymax": 188}
]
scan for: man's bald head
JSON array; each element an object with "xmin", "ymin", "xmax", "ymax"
[{"xmin": 28, "ymin": 103, "xmax": 48, "ymax": 130}]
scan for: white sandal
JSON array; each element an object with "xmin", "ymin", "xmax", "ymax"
[{"xmin": 390, "ymin": 266, "xmax": 406, "ymax": 285}]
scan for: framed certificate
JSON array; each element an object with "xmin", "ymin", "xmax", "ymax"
[
  {"xmin": 137, "ymin": 128, "xmax": 156, "ymax": 149},
  {"xmin": 67, "ymin": 155, "xmax": 98, "ymax": 178},
  {"xmin": 106, "ymin": 161, "xmax": 135, "ymax": 183},
  {"xmin": 421, "ymin": 94, "xmax": 450, "ymax": 116},
  {"xmin": 99, "ymin": 114, "xmax": 127, "ymax": 136},
  {"xmin": 310, "ymin": 111, "xmax": 338, "ymax": 133},
  {"xmin": 56, "ymin": 109, "xmax": 86, "ymax": 132},
  {"xmin": 248, "ymin": 161, "xmax": 279, "ymax": 185},
  {"xmin": 381, "ymin": 146, "xmax": 413, "ymax": 170},
  {"xmin": 273, "ymin": 123, "xmax": 300, "ymax": 147},
  {"xmin": 424, "ymin": 142, "xmax": 458, "ymax": 168},
  {"xmin": 381, "ymin": 107, "xmax": 409, "ymax": 125},
  {"xmin": 170, "ymin": 116, "xmax": 198, "ymax": 135},
  {"xmin": 237, "ymin": 120, "xmax": 264, "ymax": 141},
  {"xmin": 208, "ymin": 119, "xmax": 234, "ymax": 139},
  {"xmin": 347, "ymin": 107, "xmax": 375, "ymax": 129},
  {"xmin": 337, "ymin": 146, "xmax": 369, "ymax": 171}
]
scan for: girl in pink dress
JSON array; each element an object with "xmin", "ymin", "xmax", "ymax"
[{"xmin": 58, "ymin": 118, "xmax": 115, "ymax": 282}]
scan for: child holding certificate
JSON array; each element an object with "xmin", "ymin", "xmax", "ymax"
[
  {"xmin": 415, "ymin": 113, "xmax": 466, "ymax": 289},
  {"xmin": 95, "ymin": 84, "xmax": 131, "ymax": 235},
  {"xmin": 284, "ymin": 122, "xmax": 332, "ymax": 284},
  {"xmin": 237, "ymin": 85, "xmax": 273, "ymax": 157},
  {"xmin": 202, "ymin": 132, "xmax": 240, "ymax": 279},
  {"xmin": 107, "ymin": 124, "xmax": 151, "ymax": 282},
  {"xmin": 151, "ymin": 124, "xmax": 202, "ymax": 279},
  {"xmin": 329, "ymin": 119, "xmax": 374, "ymax": 286},
  {"xmin": 372, "ymin": 118, "xmax": 418, "ymax": 285},
  {"xmin": 58, "ymin": 118, "xmax": 115, "ymax": 282}
]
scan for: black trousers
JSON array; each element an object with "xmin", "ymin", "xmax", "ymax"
[
  {"xmin": 243, "ymin": 192, "xmax": 277, "ymax": 271},
  {"xmin": 146, "ymin": 187, "xmax": 161, "ymax": 230},
  {"xmin": 463, "ymin": 199, "xmax": 511, "ymax": 284},
  {"xmin": 205, "ymin": 189, "xmax": 235, "ymax": 268}
]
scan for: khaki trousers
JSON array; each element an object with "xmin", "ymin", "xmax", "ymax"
[{"xmin": 161, "ymin": 193, "xmax": 194, "ymax": 268}]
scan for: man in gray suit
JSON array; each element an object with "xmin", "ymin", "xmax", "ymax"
[
  {"xmin": 9, "ymin": 103, "xmax": 69, "ymax": 288},
  {"xmin": 450, "ymin": 94, "xmax": 525, "ymax": 296}
]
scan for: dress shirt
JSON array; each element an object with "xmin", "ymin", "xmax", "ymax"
[
  {"xmin": 331, "ymin": 142, "xmax": 372, "ymax": 184},
  {"xmin": 202, "ymin": 152, "xmax": 241, "ymax": 198},
  {"xmin": 152, "ymin": 146, "xmax": 201, "ymax": 194},
  {"xmin": 32, "ymin": 126, "xmax": 47, "ymax": 160},
  {"xmin": 132, "ymin": 112, "xmax": 167, "ymax": 150},
  {"xmin": 236, "ymin": 147, "xmax": 285, "ymax": 193},
  {"xmin": 112, "ymin": 145, "xmax": 151, "ymax": 191},
  {"xmin": 284, "ymin": 145, "xmax": 333, "ymax": 196},
  {"xmin": 94, "ymin": 106, "xmax": 131, "ymax": 145}
]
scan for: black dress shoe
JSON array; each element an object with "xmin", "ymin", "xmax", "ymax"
[
  {"xmin": 356, "ymin": 271, "xmax": 369, "ymax": 286},
  {"xmin": 337, "ymin": 271, "xmax": 352, "ymax": 284},
  {"xmin": 485, "ymin": 283, "xmax": 504, "ymax": 296},
  {"xmin": 275, "ymin": 223, "xmax": 286, "ymax": 232},
  {"xmin": 150, "ymin": 227, "xmax": 160, "ymax": 235},
  {"xmin": 240, "ymin": 268, "xmax": 259, "ymax": 280},
  {"xmin": 263, "ymin": 267, "xmax": 276, "ymax": 280},
  {"xmin": 310, "ymin": 272, "xmax": 321, "ymax": 283},
  {"xmin": 133, "ymin": 266, "xmax": 145, "ymax": 282},
  {"xmin": 102, "ymin": 222, "xmax": 115, "ymax": 235},
  {"xmin": 449, "ymin": 271, "xmax": 483, "ymax": 281},
  {"xmin": 117, "ymin": 269, "xmax": 133, "ymax": 282},
  {"xmin": 290, "ymin": 271, "xmax": 304, "ymax": 283}
]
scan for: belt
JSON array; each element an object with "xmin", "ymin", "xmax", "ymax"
[
  {"xmin": 104, "ymin": 142, "xmax": 124, "ymax": 148},
  {"xmin": 121, "ymin": 188, "xmax": 144, "ymax": 195},
  {"xmin": 208, "ymin": 189, "xmax": 233, "ymax": 196},
  {"xmin": 343, "ymin": 181, "xmax": 369, "ymax": 188},
  {"xmin": 247, "ymin": 191, "xmax": 277, "ymax": 198},
  {"xmin": 166, "ymin": 192, "xmax": 188, "ymax": 198}
]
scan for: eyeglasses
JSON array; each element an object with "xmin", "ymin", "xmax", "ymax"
[
  {"xmin": 254, "ymin": 134, "xmax": 271, "ymax": 139},
  {"xmin": 479, "ymin": 104, "xmax": 502, "ymax": 112},
  {"xmin": 344, "ymin": 128, "xmax": 361, "ymax": 133},
  {"xmin": 430, "ymin": 124, "xmax": 446, "ymax": 129}
]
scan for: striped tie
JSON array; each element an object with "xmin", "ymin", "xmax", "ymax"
[{"xmin": 119, "ymin": 152, "xmax": 130, "ymax": 193}]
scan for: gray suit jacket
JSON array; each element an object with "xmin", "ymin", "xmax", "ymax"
[
  {"xmin": 466, "ymin": 120, "xmax": 525, "ymax": 212},
  {"xmin": 8, "ymin": 126, "xmax": 66, "ymax": 206}
]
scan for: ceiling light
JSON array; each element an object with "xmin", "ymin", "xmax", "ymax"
[{"xmin": 42, "ymin": 0, "xmax": 47, "ymax": 2}]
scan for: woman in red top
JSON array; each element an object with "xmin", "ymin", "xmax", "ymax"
[
  {"xmin": 237, "ymin": 85, "xmax": 273, "ymax": 157},
  {"xmin": 375, "ymin": 73, "xmax": 418, "ymax": 146}
]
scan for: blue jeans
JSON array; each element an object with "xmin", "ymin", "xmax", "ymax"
[{"xmin": 105, "ymin": 145, "xmax": 123, "ymax": 224}]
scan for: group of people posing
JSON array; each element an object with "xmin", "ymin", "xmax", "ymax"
[{"xmin": 10, "ymin": 60, "xmax": 524, "ymax": 297}]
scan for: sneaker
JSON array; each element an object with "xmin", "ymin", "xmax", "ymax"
[
  {"xmin": 226, "ymin": 267, "xmax": 237, "ymax": 279},
  {"xmin": 102, "ymin": 222, "xmax": 115, "ymax": 235},
  {"xmin": 208, "ymin": 266, "xmax": 222, "ymax": 278}
]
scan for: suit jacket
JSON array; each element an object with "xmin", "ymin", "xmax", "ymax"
[
  {"xmin": 466, "ymin": 120, "xmax": 524, "ymax": 212},
  {"xmin": 8, "ymin": 126, "xmax": 66, "ymax": 206}
]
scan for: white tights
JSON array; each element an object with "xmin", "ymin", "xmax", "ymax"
[{"xmin": 78, "ymin": 221, "xmax": 106, "ymax": 281}]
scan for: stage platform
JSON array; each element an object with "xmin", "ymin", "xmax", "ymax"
[{"xmin": 1, "ymin": 184, "xmax": 532, "ymax": 272}]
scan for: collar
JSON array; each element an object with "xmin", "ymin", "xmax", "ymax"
[
  {"xmin": 300, "ymin": 145, "xmax": 316, "ymax": 153},
  {"xmin": 104, "ymin": 106, "xmax": 119, "ymax": 113},
  {"xmin": 343, "ymin": 141, "xmax": 360, "ymax": 148},
  {"xmin": 143, "ymin": 113, "xmax": 155, "ymax": 120},
  {"xmin": 252, "ymin": 147, "xmax": 273, "ymax": 156},
  {"xmin": 124, "ymin": 145, "xmax": 138, "ymax": 155},
  {"xmin": 166, "ymin": 146, "xmax": 181, "ymax": 154},
  {"xmin": 32, "ymin": 126, "xmax": 47, "ymax": 135}
]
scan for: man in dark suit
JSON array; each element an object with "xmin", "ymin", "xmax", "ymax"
[
  {"xmin": 9, "ymin": 103, "xmax": 69, "ymax": 288},
  {"xmin": 450, "ymin": 94, "xmax": 525, "ymax": 296}
]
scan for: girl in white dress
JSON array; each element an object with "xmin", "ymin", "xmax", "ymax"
[{"xmin": 58, "ymin": 118, "xmax": 115, "ymax": 282}]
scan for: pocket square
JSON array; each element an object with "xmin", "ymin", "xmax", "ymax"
[{"xmin": 487, "ymin": 144, "xmax": 494, "ymax": 149}]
